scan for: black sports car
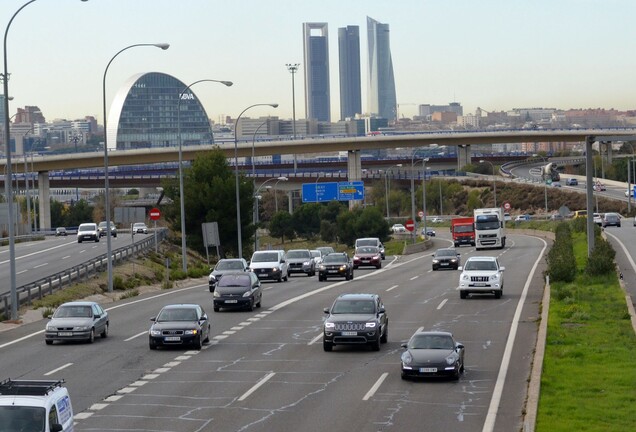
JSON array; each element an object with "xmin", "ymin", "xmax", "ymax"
[{"xmin": 400, "ymin": 331, "xmax": 465, "ymax": 380}]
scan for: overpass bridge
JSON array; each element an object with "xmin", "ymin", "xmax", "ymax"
[{"xmin": 2, "ymin": 128, "xmax": 635, "ymax": 230}]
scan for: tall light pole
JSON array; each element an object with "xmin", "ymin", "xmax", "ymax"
[
  {"xmin": 273, "ymin": 176, "xmax": 288, "ymax": 213},
  {"xmin": 177, "ymin": 79, "xmax": 232, "ymax": 273},
  {"xmin": 102, "ymin": 42, "xmax": 169, "ymax": 292},
  {"xmin": 421, "ymin": 159, "xmax": 430, "ymax": 237},
  {"xmin": 254, "ymin": 176, "xmax": 287, "ymax": 251},
  {"xmin": 479, "ymin": 159, "xmax": 497, "ymax": 207},
  {"xmin": 234, "ymin": 103, "xmax": 278, "ymax": 259},
  {"xmin": 625, "ymin": 142, "xmax": 635, "ymax": 212},
  {"xmin": 285, "ymin": 63, "xmax": 299, "ymax": 140},
  {"xmin": 4, "ymin": 0, "xmax": 89, "ymax": 320},
  {"xmin": 315, "ymin": 172, "xmax": 325, "ymax": 184},
  {"xmin": 383, "ymin": 163, "xmax": 402, "ymax": 219}
]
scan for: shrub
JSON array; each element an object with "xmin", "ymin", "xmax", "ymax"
[
  {"xmin": 585, "ymin": 237, "xmax": 616, "ymax": 275},
  {"xmin": 113, "ymin": 275, "xmax": 126, "ymax": 291},
  {"xmin": 546, "ymin": 223, "xmax": 576, "ymax": 282},
  {"xmin": 119, "ymin": 289, "xmax": 139, "ymax": 299}
]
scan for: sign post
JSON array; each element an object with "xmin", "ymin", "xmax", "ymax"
[
  {"xmin": 149, "ymin": 208, "xmax": 161, "ymax": 252},
  {"xmin": 405, "ymin": 219, "xmax": 415, "ymax": 232}
]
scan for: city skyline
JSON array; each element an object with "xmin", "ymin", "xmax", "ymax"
[{"xmin": 1, "ymin": 0, "xmax": 635, "ymax": 125}]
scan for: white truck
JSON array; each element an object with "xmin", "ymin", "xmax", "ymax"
[
  {"xmin": 0, "ymin": 379, "xmax": 74, "ymax": 431},
  {"xmin": 473, "ymin": 208, "xmax": 506, "ymax": 250}
]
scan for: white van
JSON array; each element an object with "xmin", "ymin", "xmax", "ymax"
[
  {"xmin": 355, "ymin": 237, "xmax": 385, "ymax": 260},
  {"xmin": 248, "ymin": 250, "xmax": 289, "ymax": 282},
  {"xmin": 0, "ymin": 379, "xmax": 74, "ymax": 431}
]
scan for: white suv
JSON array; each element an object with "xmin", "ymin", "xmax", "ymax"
[
  {"xmin": 77, "ymin": 222, "xmax": 99, "ymax": 243},
  {"xmin": 458, "ymin": 256, "xmax": 505, "ymax": 299}
]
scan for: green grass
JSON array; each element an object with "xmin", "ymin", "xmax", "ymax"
[{"xmin": 536, "ymin": 232, "xmax": 636, "ymax": 431}]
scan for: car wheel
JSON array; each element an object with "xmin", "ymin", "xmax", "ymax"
[
  {"xmin": 494, "ymin": 290, "xmax": 502, "ymax": 299},
  {"xmin": 460, "ymin": 360, "xmax": 465, "ymax": 373},
  {"xmin": 453, "ymin": 368, "xmax": 461, "ymax": 380},
  {"xmin": 323, "ymin": 340, "xmax": 333, "ymax": 352},
  {"xmin": 78, "ymin": 239, "xmax": 82, "ymax": 243},
  {"xmin": 213, "ymin": 307, "xmax": 220, "ymax": 312},
  {"xmin": 460, "ymin": 291, "xmax": 468, "ymax": 299},
  {"xmin": 95, "ymin": 237, "xmax": 99, "ymax": 243},
  {"xmin": 246, "ymin": 299, "xmax": 254, "ymax": 312},
  {"xmin": 401, "ymin": 371, "xmax": 409, "ymax": 380},
  {"xmin": 256, "ymin": 295, "xmax": 262, "ymax": 308},
  {"xmin": 203, "ymin": 326, "xmax": 210, "ymax": 343},
  {"xmin": 88, "ymin": 329, "xmax": 95, "ymax": 343},
  {"xmin": 101, "ymin": 323, "xmax": 109, "ymax": 338},
  {"xmin": 371, "ymin": 338, "xmax": 381, "ymax": 351},
  {"xmin": 45, "ymin": 340, "xmax": 53, "ymax": 345},
  {"xmin": 377, "ymin": 263, "xmax": 381, "ymax": 269},
  {"xmin": 193, "ymin": 335, "xmax": 203, "ymax": 350},
  {"xmin": 149, "ymin": 340, "xmax": 157, "ymax": 350},
  {"xmin": 283, "ymin": 273, "xmax": 289, "ymax": 282},
  {"xmin": 380, "ymin": 324, "xmax": 388, "ymax": 343},
  {"xmin": 318, "ymin": 275, "xmax": 324, "ymax": 281}
]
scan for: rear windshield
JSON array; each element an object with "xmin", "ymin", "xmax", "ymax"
[{"xmin": 0, "ymin": 406, "xmax": 46, "ymax": 432}]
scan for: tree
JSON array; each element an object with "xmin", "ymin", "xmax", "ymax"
[
  {"xmin": 269, "ymin": 211, "xmax": 295, "ymax": 243},
  {"xmin": 163, "ymin": 148, "xmax": 254, "ymax": 258},
  {"xmin": 336, "ymin": 205, "xmax": 389, "ymax": 246},
  {"xmin": 292, "ymin": 203, "xmax": 322, "ymax": 239}
]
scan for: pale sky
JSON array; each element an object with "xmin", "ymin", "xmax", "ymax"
[{"xmin": 2, "ymin": 0, "xmax": 635, "ymax": 124}]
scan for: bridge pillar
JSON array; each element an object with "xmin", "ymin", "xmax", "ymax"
[
  {"xmin": 347, "ymin": 150, "xmax": 362, "ymax": 209},
  {"xmin": 605, "ymin": 141, "xmax": 613, "ymax": 164},
  {"xmin": 38, "ymin": 171, "xmax": 51, "ymax": 231},
  {"xmin": 457, "ymin": 145, "xmax": 471, "ymax": 170}
]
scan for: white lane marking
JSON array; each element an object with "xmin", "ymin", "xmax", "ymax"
[
  {"xmin": 79, "ymin": 250, "xmax": 86, "ymax": 254},
  {"xmin": 410, "ymin": 275, "xmax": 419, "ymax": 280},
  {"xmin": 17, "ymin": 270, "xmax": 27, "ymax": 275},
  {"xmin": 437, "ymin": 299, "xmax": 448, "ymax": 310},
  {"xmin": 34, "ymin": 263, "xmax": 49, "ymax": 269},
  {"xmin": 386, "ymin": 285, "xmax": 399, "ymax": 292},
  {"xmin": 238, "ymin": 372, "xmax": 275, "ymax": 401},
  {"xmin": 125, "ymin": 331, "xmax": 147, "ymax": 342},
  {"xmin": 308, "ymin": 333, "xmax": 322, "ymax": 345},
  {"xmin": 482, "ymin": 236, "xmax": 547, "ymax": 432},
  {"xmin": 0, "ymin": 240, "xmax": 77, "ymax": 264},
  {"xmin": 45, "ymin": 362, "xmax": 73, "ymax": 376},
  {"xmin": 363, "ymin": 372, "xmax": 388, "ymax": 401},
  {"xmin": 62, "ymin": 256, "xmax": 71, "ymax": 260}
]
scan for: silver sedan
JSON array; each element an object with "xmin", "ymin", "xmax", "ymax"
[{"xmin": 45, "ymin": 301, "xmax": 109, "ymax": 344}]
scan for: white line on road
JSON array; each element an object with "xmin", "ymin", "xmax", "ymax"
[
  {"xmin": 62, "ymin": 256, "xmax": 71, "ymax": 260},
  {"xmin": 437, "ymin": 299, "xmax": 448, "ymax": 310},
  {"xmin": 386, "ymin": 285, "xmax": 399, "ymax": 292},
  {"xmin": 34, "ymin": 263, "xmax": 48, "ymax": 269},
  {"xmin": 308, "ymin": 333, "xmax": 322, "ymax": 345},
  {"xmin": 0, "ymin": 241, "xmax": 77, "ymax": 264},
  {"xmin": 45, "ymin": 363, "xmax": 73, "ymax": 376},
  {"xmin": 363, "ymin": 372, "xmax": 388, "ymax": 401},
  {"xmin": 238, "ymin": 372, "xmax": 275, "ymax": 401},
  {"xmin": 17, "ymin": 270, "xmax": 27, "ymax": 275},
  {"xmin": 125, "ymin": 331, "xmax": 147, "ymax": 342},
  {"xmin": 410, "ymin": 275, "xmax": 419, "ymax": 280}
]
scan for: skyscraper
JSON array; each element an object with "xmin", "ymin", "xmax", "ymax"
[
  {"xmin": 338, "ymin": 26, "xmax": 362, "ymax": 120},
  {"xmin": 367, "ymin": 16, "xmax": 396, "ymax": 121},
  {"xmin": 303, "ymin": 23, "xmax": 331, "ymax": 122}
]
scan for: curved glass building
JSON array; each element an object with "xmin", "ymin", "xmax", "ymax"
[
  {"xmin": 367, "ymin": 17, "xmax": 396, "ymax": 122},
  {"xmin": 106, "ymin": 72, "xmax": 213, "ymax": 150}
]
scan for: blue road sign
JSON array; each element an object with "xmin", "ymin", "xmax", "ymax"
[
  {"xmin": 302, "ymin": 181, "xmax": 365, "ymax": 203},
  {"xmin": 338, "ymin": 181, "xmax": 365, "ymax": 201}
]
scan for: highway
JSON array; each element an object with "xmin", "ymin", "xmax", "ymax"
[{"xmin": 0, "ymin": 232, "xmax": 548, "ymax": 431}]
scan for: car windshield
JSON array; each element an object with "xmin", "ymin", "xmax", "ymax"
[
  {"xmin": 356, "ymin": 239, "xmax": 377, "ymax": 247},
  {"xmin": 286, "ymin": 250, "xmax": 310, "ymax": 259},
  {"xmin": 475, "ymin": 215, "xmax": 500, "ymax": 230},
  {"xmin": 217, "ymin": 274, "xmax": 250, "ymax": 287},
  {"xmin": 79, "ymin": 225, "xmax": 94, "ymax": 232},
  {"xmin": 454, "ymin": 225, "xmax": 473, "ymax": 233},
  {"xmin": 409, "ymin": 334, "xmax": 454, "ymax": 350},
  {"xmin": 310, "ymin": 250, "xmax": 321, "ymax": 258},
  {"xmin": 0, "ymin": 406, "xmax": 46, "ymax": 432},
  {"xmin": 435, "ymin": 249, "xmax": 456, "ymax": 257},
  {"xmin": 317, "ymin": 247, "xmax": 334, "ymax": 255},
  {"xmin": 465, "ymin": 260, "xmax": 497, "ymax": 271},
  {"xmin": 54, "ymin": 305, "xmax": 92, "ymax": 318},
  {"xmin": 356, "ymin": 246, "xmax": 378, "ymax": 254},
  {"xmin": 215, "ymin": 260, "xmax": 244, "ymax": 271},
  {"xmin": 157, "ymin": 308, "xmax": 198, "ymax": 321},
  {"xmin": 134, "ymin": 223, "xmax": 146, "ymax": 228},
  {"xmin": 331, "ymin": 300, "xmax": 375, "ymax": 314},
  {"xmin": 252, "ymin": 252, "xmax": 280, "ymax": 262},
  {"xmin": 323, "ymin": 255, "xmax": 346, "ymax": 264}
]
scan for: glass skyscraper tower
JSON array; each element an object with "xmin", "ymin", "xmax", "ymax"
[
  {"xmin": 338, "ymin": 26, "xmax": 362, "ymax": 121},
  {"xmin": 303, "ymin": 23, "xmax": 331, "ymax": 122},
  {"xmin": 367, "ymin": 16, "xmax": 396, "ymax": 121}
]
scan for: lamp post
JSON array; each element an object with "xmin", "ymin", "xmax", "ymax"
[
  {"xmin": 285, "ymin": 63, "xmax": 299, "ymax": 140},
  {"xmin": 177, "ymin": 79, "xmax": 233, "ymax": 273},
  {"xmin": 102, "ymin": 42, "xmax": 169, "ymax": 293},
  {"xmin": 315, "ymin": 172, "xmax": 325, "ymax": 184},
  {"xmin": 625, "ymin": 142, "xmax": 635, "ymax": 212},
  {"xmin": 383, "ymin": 163, "xmax": 402, "ymax": 219},
  {"xmin": 533, "ymin": 154, "xmax": 548, "ymax": 214},
  {"xmin": 273, "ymin": 176, "xmax": 288, "ymax": 213},
  {"xmin": 479, "ymin": 159, "xmax": 497, "ymax": 207},
  {"xmin": 234, "ymin": 103, "xmax": 278, "ymax": 259},
  {"xmin": 421, "ymin": 160, "xmax": 430, "ymax": 237},
  {"xmin": 4, "ymin": 0, "xmax": 90, "ymax": 320},
  {"xmin": 254, "ymin": 176, "xmax": 287, "ymax": 251}
]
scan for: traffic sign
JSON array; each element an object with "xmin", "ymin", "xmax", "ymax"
[
  {"xmin": 503, "ymin": 201, "xmax": 511, "ymax": 211},
  {"xmin": 405, "ymin": 219, "xmax": 415, "ymax": 232},
  {"xmin": 149, "ymin": 208, "xmax": 161, "ymax": 221},
  {"xmin": 417, "ymin": 210, "xmax": 424, "ymax": 218}
]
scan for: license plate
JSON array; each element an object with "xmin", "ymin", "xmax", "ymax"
[
  {"xmin": 441, "ymin": 263, "xmax": 449, "ymax": 266},
  {"xmin": 225, "ymin": 300, "xmax": 238, "ymax": 303},
  {"xmin": 362, "ymin": 259, "xmax": 370, "ymax": 262},
  {"xmin": 342, "ymin": 331, "xmax": 357, "ymax": 336},
  {"xmin": 474, "ymin": 282, "xmax": 486, "ymax": 287},
  {"xmin": 257, "ymin": 274, "xmax": 267, "ymax": 278},
  {"xmin": 58, "ymin": 332, "xmax": 73, "ymax": 336},
  {"xmin": 328, "ymin": 270, "xmax": 338, "ymax": 273},
  {"xmin": 420, "ymin": 367, "xmax": 437, "ymax": 373},
  {"xmin": 164, "ymin": 336, "xmax": 181, "ymax": 341}
]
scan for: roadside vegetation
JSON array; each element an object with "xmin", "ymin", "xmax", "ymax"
[{"xmin": 539, "ymin": 217, "xmax": 636, "ymax": 430}]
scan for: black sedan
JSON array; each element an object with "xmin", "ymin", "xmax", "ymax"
[
  {"xmin": 148, "ymin": 304, "xmax": 210, "ymax": 350},
  {"xmin": 318, "ymin": 252, "xmax": 354, "ymax": 281},
  {"xmin": 400, "ymin": 331, "xmax": 465, "ymax": 380},
  {"xmin": 213, "ymin": 272, "xmax": 262, "ymax": 312},
  {"xmin": 431, "ymin": 248, "xmax": 461, "ymax": 270}
]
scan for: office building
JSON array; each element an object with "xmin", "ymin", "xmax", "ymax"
[
  {"xmin": 303, "ymin": 23, "xmax": 331, "ymax": 122},
  {"xmin": 367, "ymin": 16, "xmax": 396, "ymax": 121},
  {"xmin": 338, "ymin": 25, "xmax": 362, "ymax": 120},
  {"xmin": 106, "ymin": 72, "xmax": 213, "ymax": 150}
]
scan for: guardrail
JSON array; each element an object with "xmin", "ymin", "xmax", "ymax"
[{"xmin": 0, "ymin": 229, "xmax": 168, "ymax": 318}]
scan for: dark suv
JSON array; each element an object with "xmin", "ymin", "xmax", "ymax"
[
  {"xmin": 323, "ymin": 293, "xmax": 388, "ymax": 351},
  {"xmin": 318, "ymin": 252, "xmax": 353, "ymax": 281}
]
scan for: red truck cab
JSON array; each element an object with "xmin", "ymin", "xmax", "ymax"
[{"xmin": 450, "ymin": 217, "xmax": 475, "ymax": 247}]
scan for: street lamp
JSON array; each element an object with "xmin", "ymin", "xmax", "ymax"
[
  {"xmin": 234, "ymin": 103, "xmax": 278, "ymax": 259},
  {"xmin": 479, "ymin": 159, "xmax": 497, "ymax": 207},
  {"xmin": 421, "ymin": 160, "xmax": 430, "ymax": 237},
  {"xmin": 624, "ymin": 142, "xmax": 635, "ymax": 212},
  {"xmin": 315, "ymin": 172, "xmax": 325, "ymax": 184},
  {"xmin": 273, "ymin": 176, "xmax": 288, "ymax": 213},
  {"xmin": 411, "ymin": 147, "xmax": 436, "ymax": 242},
  {"xmin": 253, "ymin": 176, "xmax": 287, "ymax": 251},
  {"xmin": 532, "ymin": 154, "xmax": 548, "ymax": 214},
  {"xmin": 3, "ymin": 0, "xmax": 89, "ymax": 320},
  {"xmin": 285, "ymin": 63, "xmax": 299, "ymax": 140},
  {"xmin": 177, "ymin": 79, "xmax": 233, "ymax": 273},
  {"xmin": 102, "ymin": 42, "xmax": 169, "ymax": 292},
  {"xmin": 383, "ymin": 163, "xmax": 402, "ymax": 219}
]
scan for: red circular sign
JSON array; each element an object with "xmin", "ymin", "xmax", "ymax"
[
  {"xmin": 149, "ymin": 208, "xmax": 161, "ymax": 221},
  {"xmin": 503, "ymin": 201, "xmax": 511, "ymax": 211},
  {"xmin": 405, "ymin": 219, "xmax": 415, "ymax": 232}
]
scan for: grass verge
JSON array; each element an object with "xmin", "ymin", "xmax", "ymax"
[{"xmin": 536, "ymin": 232, "xmax": 636, "ymax": 431}]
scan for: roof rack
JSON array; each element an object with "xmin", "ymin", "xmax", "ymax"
[{"xmin": 0, "ymin": 379, "xmax": 65, "ymax": 396}]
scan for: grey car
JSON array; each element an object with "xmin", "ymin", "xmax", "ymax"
[
  {"xmin": 208, "ymin": 258, "xmax": 248, "ymax": 292},
  {"xmin": 45, "ymin": 301, "xmax": 109, "ymax": 344},
  {"xmin": 285, "ymin": 249, "xmax": 316, "ymax": 276}
]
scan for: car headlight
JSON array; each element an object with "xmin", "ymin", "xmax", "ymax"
[
  {"xmin": 46, "ymin": 324, "xmax": 55, "ymax": 331},
  {"xmin": 242, "ymin": 291, "xmax": 252, "ymax": 297},
  {"xmin": 75, "ymin": 326, "xmax": 90, "ymax": 331},
  {"xmin": 319, "ymin": 265, "xmax": 326, "ymax": 270},
  {"xmin": 461, "ymin": 273, "xmax": 469, "ymax": 281},
  {"xmin": 339, "ymin": 265, "xmax": 346, "ymax": 271},
  {"xmin": 272, "ymin": 267, "xmax": 280, "ymax": 273},
  {"xmin": 184, "ymin": 329, "xmax": 198, "ymax": 335},
  {"xmin": 303, "ymin": 260, "xmax": 311, "ymax": 266},
  {"xmin": 450, "ymin": 258, "xmax": 457, "ymax": 263},
  {"xmin": 324, "ymin": 322, "xmax": 335, "ymax": 329},
  {"xmin": 445, "ymin": 352, "xmax": 459, "ymax": 365},
  {"xmin": 365, "ymin": 322, "xmax": 377, "ymax": 328},
  {"xmin": 213, "ymin": 291, "xmax": 221, "ymax": 298},
  {"xmin": 432, "ymin": 259, "xmax": 439, "ymax": 264},
  {"xmin": 208, "ymin": 274, "xmax": 216, "ymax": 282},
  {"xmin": 401, "ymin": 351, "xmax": 413, "ymax": 365},
  {"xmin": 150, "ymin": 329, "xmax": 161, "ymax": 336},
  {"xmin": 491, "ymin": 273, "xmax": 499, "ymax": 281}
]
